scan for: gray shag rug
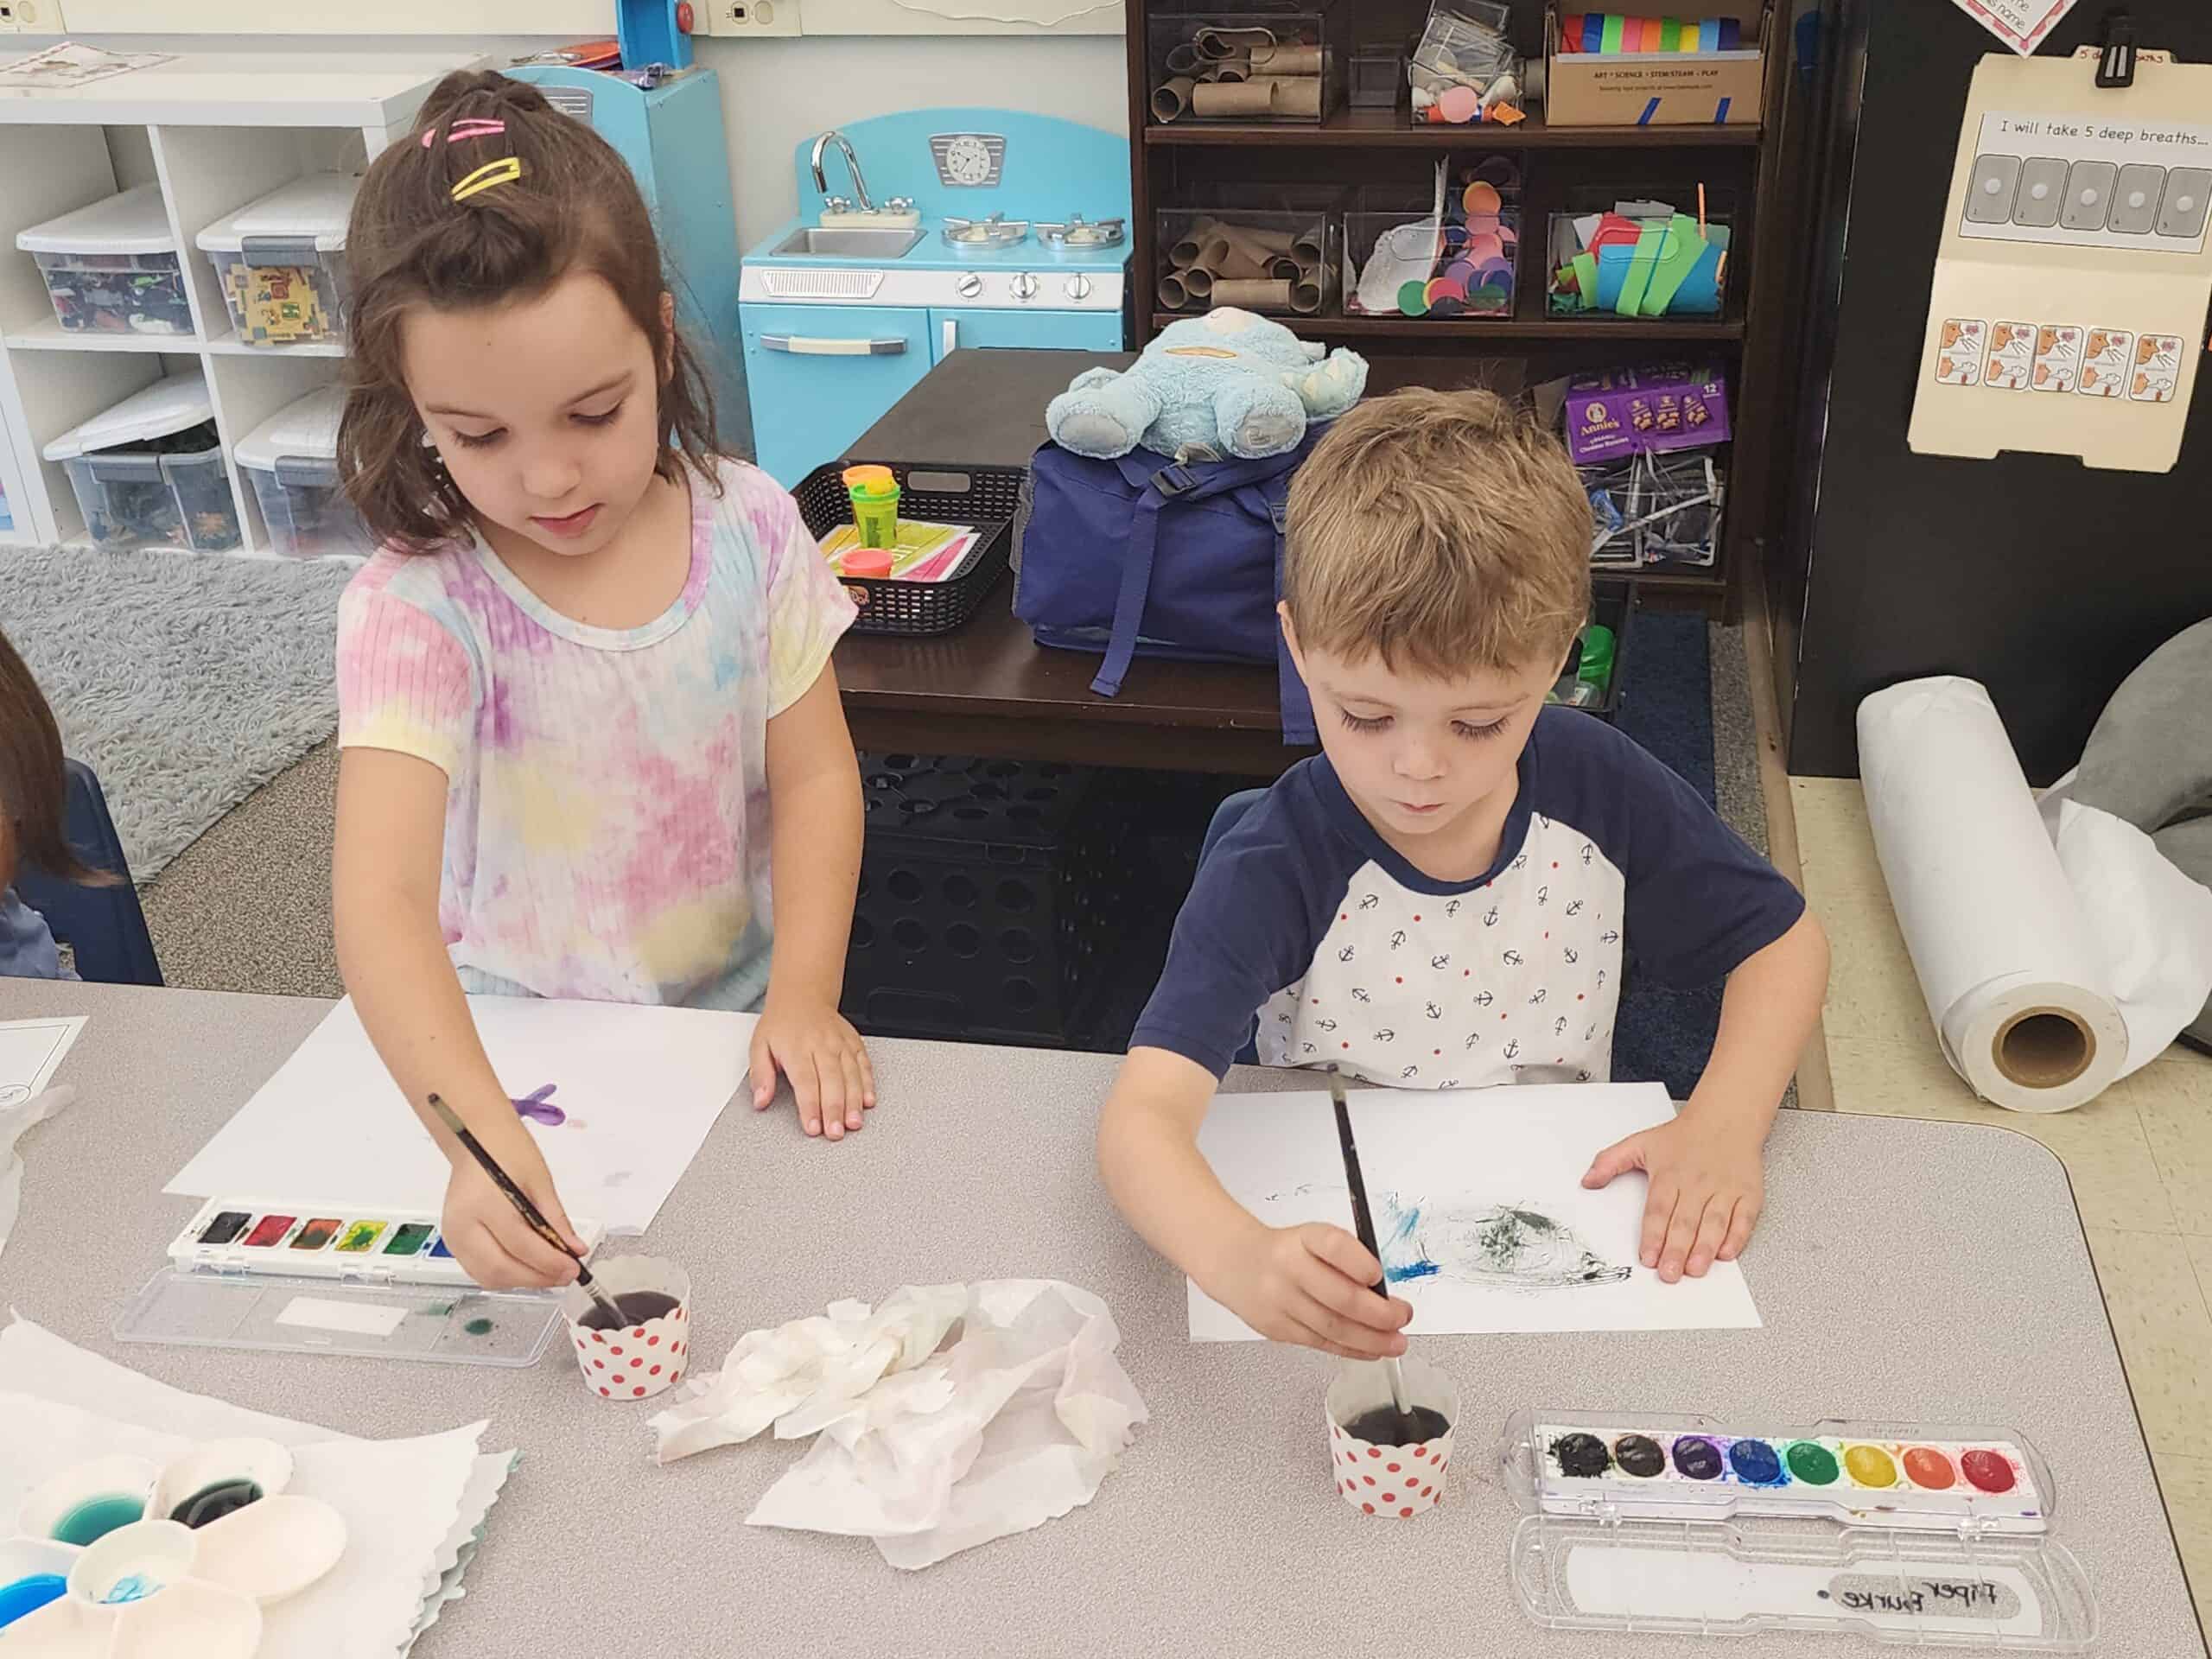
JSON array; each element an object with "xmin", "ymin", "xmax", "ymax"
[{"xmin": 0, "ymin": 546, "xmax": 353, "ymax": 881}]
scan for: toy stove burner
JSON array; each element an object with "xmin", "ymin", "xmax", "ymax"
[
  {"xmin": 1035, "ymin": 213, "xmax": 1127, "ymax": 251},
  {"xmin": 942, "ymin": 213, "xmax": 1031, "ymax": 251}
]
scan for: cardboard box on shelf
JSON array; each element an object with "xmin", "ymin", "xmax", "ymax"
[{"xmin": 1543, "ymin": 1, "xmax": 1769, "ymax": 127}]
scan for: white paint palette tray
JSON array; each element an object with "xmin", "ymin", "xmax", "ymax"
[
  {"xmin": 114, "ymin": 1267, "xmax": 563, "ymax": 1366},
  {"xmin": 1500, "ymin": 1411, "xmax": 2096, "ymax": 1650}
]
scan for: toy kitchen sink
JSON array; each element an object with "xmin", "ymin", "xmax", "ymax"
[{"xmin": 740, "ymin": 108, "xmax": 1130, "ymax": 486}]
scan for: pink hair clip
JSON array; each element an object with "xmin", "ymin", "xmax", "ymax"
[{"xmin": 423, "ymin": 117, "xmax": 506, "ymax": 147}]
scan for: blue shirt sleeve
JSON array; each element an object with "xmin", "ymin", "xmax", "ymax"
[
  {"xmin": 1130, "ymin": 771, "xmax": 1348, "ymax": 1077},
  {"xmin": 1529, "ymin": 710, "xmax": 1805, "ymax": 989},
  {"xmin": 0, "ymin": 887, "xmax": 71, "ymax": 981}
]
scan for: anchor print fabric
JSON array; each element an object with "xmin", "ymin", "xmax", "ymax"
[{"xmin": 1132, "ymin": 709, "xmax": 1803, "ymax": 1087}]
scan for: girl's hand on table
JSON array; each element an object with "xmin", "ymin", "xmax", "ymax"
[{"xmin": 751, "ymin": 997, "xmax": 876, "ymax": 1140}]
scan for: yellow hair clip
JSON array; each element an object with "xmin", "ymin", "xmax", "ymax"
[{"xmin": 451, "ymin": 156, "xmax": 524, "ymax": 203}]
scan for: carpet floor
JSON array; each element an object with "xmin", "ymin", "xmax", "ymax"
[{"xmin": 0, "ymin": 546, "xmax": 351, "ymax": 882}]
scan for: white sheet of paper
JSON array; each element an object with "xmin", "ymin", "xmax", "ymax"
[
  {"xmin": 1187, "ymin": 1082, "xmax": 1761, "ymax": 1338},
  {"xmin": 165, "ymin": 995, "xmax": 752, "ymax": 1234},
  {"xmin": 276, "ymin": 1296, "xmax": 412, "ymax": 1338},
  {"xmin": 0, "ymin": 1015, "xmax": 85, "ymax": 1109}
]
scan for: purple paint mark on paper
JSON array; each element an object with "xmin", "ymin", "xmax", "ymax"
[{"xmin": 511, "ymin": 1084, "xmax": 566, "ymax": 1128}]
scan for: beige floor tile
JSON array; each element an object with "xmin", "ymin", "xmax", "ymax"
[
  {"xmin": 2085, "ymin": 1228, "xmax": 2212, "ymax": 1458},
  {"xmin": 2187, "ymin": 1235, "xmax": 2212, "ymax": 1317},
  {"xmin": 2155, "ymin": 1451, "xmax": 2212, "ymax": 1637},
  {"xmin": 2139, "ymin": 1052, "xmax": 2212, "ymax": 1235}
]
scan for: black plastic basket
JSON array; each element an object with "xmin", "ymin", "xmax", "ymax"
[
  {"xmin": 1573, "ymin": 577, "xmax": 1637, "ymax": 723},
  {"xmin": 842, "ymin": 753, "xmax": 1142, "ymax": 1046},
  {"xmin": 790, "ymin": 459, "xmax": 1020, "ymax": 636}
]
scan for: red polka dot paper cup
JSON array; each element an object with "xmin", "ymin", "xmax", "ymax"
[
  {"xmin": 561, "ymin": 1255, "xmax": 692, "ymax": 1402},
  {"xmin": 1325, "ymin": 1356, "xmax": 1459, "ymax": 1519}
]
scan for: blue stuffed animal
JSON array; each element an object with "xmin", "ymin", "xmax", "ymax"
[{"xmin": 1046, "ymin": 308, "xmax": 1369, "ymax": 461}]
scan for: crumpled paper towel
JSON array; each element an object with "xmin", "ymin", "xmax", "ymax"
[
  {"xmin": 649, "ymin": 1279, "xmax": 1147, "ymax": 1569},
  {"xmin": 0, "ymin": 1084, "xmax": 72, "ymax": 1257}
]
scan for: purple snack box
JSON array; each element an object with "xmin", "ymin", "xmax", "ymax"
[{"xmin": 1562, "ymin": 364, "xmax": 1731, "ymax": 464}]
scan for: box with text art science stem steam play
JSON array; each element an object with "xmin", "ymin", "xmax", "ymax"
[{"xmin": 1545, "ymin": 1, "xmax": 1770, "ymax": 127}]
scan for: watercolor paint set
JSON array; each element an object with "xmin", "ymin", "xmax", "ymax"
[
  {"xmin": 162, "ymin": 1196, "xmax": 605, "ymax": 1287},
  {"xmin": 1499, "ymin": 1411, "xmax": 2095, "ymax": 1650},
  {"xmin": 1506, "ymin": 1410, "xmax": 2050, "ymax": 1534},
  {"xmin": 108, "ymin": 1197, "xmax": 611, "ymax": 1367}
]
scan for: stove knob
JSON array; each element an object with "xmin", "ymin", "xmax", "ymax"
[
  {"xmin": 955, "ymin": 272, "xmax": 983, "ymax": 299},
  {"xmin": 1010, "ymin": 272, "xmax": 1040, "ymax": 302},
  {"xmin": 1065, "ymin": 274, "xmax": 1093, "ymax": 302}
]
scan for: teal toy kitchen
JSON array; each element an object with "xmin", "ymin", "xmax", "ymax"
[{"xmin": 740, "ymin": 108, "xmax": 1131, "ymax": 486}]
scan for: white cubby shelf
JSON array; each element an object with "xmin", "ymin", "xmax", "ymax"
[{"xmin": 0, "ymin": 50, "xmax": 481, "ymax": 556}]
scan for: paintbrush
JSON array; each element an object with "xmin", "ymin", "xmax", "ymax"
[
  {"xmin": 425, "ymin": 1092, "xmax": 629, "ymax": 1332},
  {"xmin": 1327, "ymin": 1074, "xmax": 1420, "ymax": 1439}
]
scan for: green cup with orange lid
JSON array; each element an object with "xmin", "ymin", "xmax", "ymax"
[{"xmin": 841, "ymin": 464, "xmax": 900, "ymax": 550}]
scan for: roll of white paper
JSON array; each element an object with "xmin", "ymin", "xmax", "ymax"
[{"xmin": 1858, "ymin": 677, "xmax": 2131, "ymax": 1112}]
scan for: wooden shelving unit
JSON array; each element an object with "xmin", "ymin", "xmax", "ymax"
[
  {"xmin": 1125, "ymin": 3, "xmax": 1815, "ymax": 617},
  {"xmin": 0, "ymin": 50, "xmax": 477, "ymax": 555}
]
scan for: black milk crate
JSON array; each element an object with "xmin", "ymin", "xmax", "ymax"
[
  {"xmin": 790, "ymin": 459, "xmax": 1020, "ymax": 636},
  {"xmin": 842, "ymin": 753, "xmax": 1140, "ymax": 1046}
]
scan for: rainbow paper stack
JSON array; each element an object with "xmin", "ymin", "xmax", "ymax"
[{"xmin": 1556, "ymin": 13, "xmax": 1743, "ymax": 52}]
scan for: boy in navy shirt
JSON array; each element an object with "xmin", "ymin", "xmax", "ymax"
[{"xmin": 1097, "ymin": 389, "xmax": 1827, "ymax": 1361}]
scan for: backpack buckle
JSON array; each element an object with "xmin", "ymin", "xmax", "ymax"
[{"xmin": 1152, "ymin": 463, "xmax": 1200, "ymax": 499}]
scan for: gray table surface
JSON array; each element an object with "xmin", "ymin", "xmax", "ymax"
[{"xmin": 0, "ymin": 980, "xmax": 2201, "ymax": 1657}]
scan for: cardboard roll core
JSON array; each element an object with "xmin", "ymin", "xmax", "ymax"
[{"xmin": 1993, "ymin": 1007, "xmax": 2095, "ymax": 1089}]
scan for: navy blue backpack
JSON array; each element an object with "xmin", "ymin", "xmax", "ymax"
[{"xmin": 1012, "ymin": 431, "xmax": 1324, "ymax": 746}]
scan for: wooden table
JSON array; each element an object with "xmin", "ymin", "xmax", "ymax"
[
  {"xmin": 3, "ymin": 978, "xmax": 2204, "ymax": 1656},
  {"xmin": 831, "ymin": 348, "xmax": 1312, "ymax": 777}
]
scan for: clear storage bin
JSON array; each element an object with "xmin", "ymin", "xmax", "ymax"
[
  {"xmin": 235, "ymin": 385, "xmax": 371, "ymax": 559},
  {"xmin": 15, "ymin": 184, "xmax": 193, "ymax": 338},
  {"xmin": 1547, "ymin": 189, "xmax": 1734, "ymax": 319},
  {"xmin": 1147, "ymin": 11, "xmax": 1335, "ymax": 124},
  {"xmin": 196, "ymin": 171, "xmax": 359, "ymax": 347},
  {"xmin": 43, "ymin": 372, "xmax": 239, "ymax": 553},
  {"xmin": 1156, "ymin": 207, "xmax": 1336, "ymax": 316}
]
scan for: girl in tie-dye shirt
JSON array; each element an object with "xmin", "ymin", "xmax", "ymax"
[{"xmin": 332, "ymin": 71, "xmax": 871, "ymax": 1293}]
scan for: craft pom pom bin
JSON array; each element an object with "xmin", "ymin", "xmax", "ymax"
[
  {"xmin": 15, "ymin": 185, "xmax": 193, "ymax": 339},
  {"xmin": 194, "ymin": 171, "xmax": 359, "ymax": 349}
]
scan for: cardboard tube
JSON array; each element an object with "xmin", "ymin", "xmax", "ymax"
[
  {"xmin": 1168, "ymin": 221, "xmax": 1220, "ymax": 266},
  {"xmin": 1291, "ymin": 275, "xmax": 1325, "ymax": 314},
  {"xmin": 1191, "ymin": 75, "xmax": 1320, "ymax": 118},
  {"xmin": 1195, "ymin": 233, "xmax": 1235, "ymax": 270},
  {"xmin": 1247, "ymin": 41, "xmax": 1323, "ymax": 73},
  {"xmin": 1227, "ymin": 223, "xmax": 1294, "ymax": 253},
  {"xmin": 1150, "ymin": 77, "xmax": 1194, "ymax": 122},
  {"xmin": 1198, "ymin": 60, "xmax": 1249, "ymax": 83},
  {"xmin": 1165, "ymin": 41, "xmax": 1202, "ymax": 73},
  {"xmin": 1183, "ymin": 266, "xmax": 1214, "ymax": 300},
  {"xmin": 1292, "ymin": 226, "xmax": 1326, "ymax": 264},
  {"xmin": 1217, "ymin": 244, "xmax": 1273, "ymax": 280},
  {"xmin": 1157, "ymin": 270, "xmax": 1192, "ymax": 309},
  {"xmin": 1197, "ymin": 24, "xmax": 1277, "ymax": 58},
  {"xmin": 1268, "ymin": 253, "xmax": 1303, "ymax": 281},
  {"xmin": 1211, "ymin": 278, "xmax": 1293, "ymax": 309}
]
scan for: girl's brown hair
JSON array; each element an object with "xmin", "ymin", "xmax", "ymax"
[
  {"xmin": 338, "ymin": 69, "xmax": 726, "ymax": 550},
  {"xmin": 0, "ymin": 626, "xmax": 110, "ymax": 893}
]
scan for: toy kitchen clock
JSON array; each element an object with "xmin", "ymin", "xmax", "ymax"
[
  {"xmin": 740, "ymin": 109, "xmax": 1131, "ymax": 486},
  {"xmin": 1908, "ymin": 43, "xmax": 2212, "ymax": 472}
]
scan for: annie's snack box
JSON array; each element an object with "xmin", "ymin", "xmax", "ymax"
[{"xmin": 1562, "ymin": 364, "xmax": 1730, "ymax": 463}]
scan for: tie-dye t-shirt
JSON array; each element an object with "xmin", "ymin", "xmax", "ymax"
[{"xmin": 334, "ymin": 458, "xmax": 855, "ymax": 1011}]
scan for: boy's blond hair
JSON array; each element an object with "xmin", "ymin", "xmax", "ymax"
[{"xmin": 1284, "ymin": 388, "xmax": 1592, "ymax": 678}]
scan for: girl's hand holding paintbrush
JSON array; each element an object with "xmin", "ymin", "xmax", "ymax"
[
  {"xmin": 428, "ymin": 1093, "xmax": 587, "ymax": 1291},
  {"xmin": 1205, "ymin": 1221, "xmax": 1412, "ymax": 1360}
]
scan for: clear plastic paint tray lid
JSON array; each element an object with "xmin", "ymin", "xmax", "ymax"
[
  {"xmin": 1499, "ymin": 1410, "xmax": 2060, "ymax": 1536},
  {"xmin": 115, "ymin": 1267, "xmax": 563, "ymax": 1367},
  {"xmin": 1507, "ymin": 1513, "xmax": 2097, "ymax": 1651}
]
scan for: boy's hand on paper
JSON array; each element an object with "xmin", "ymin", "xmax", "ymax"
[
  {"xmin": 1581, "ymin": 1116, "xmax": 1764, "ymax": 1282},
  {"xmin": 752, "ymin": 998, "xmax": 877, "ymax": 1140},
  {"xmin": 440, "ymin": 1135, "xmax": 585, "ymax": 1291},
  {"xmin": 1208, "ymin": 1222, "xmax": 1412, "ymax": 1359}
]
